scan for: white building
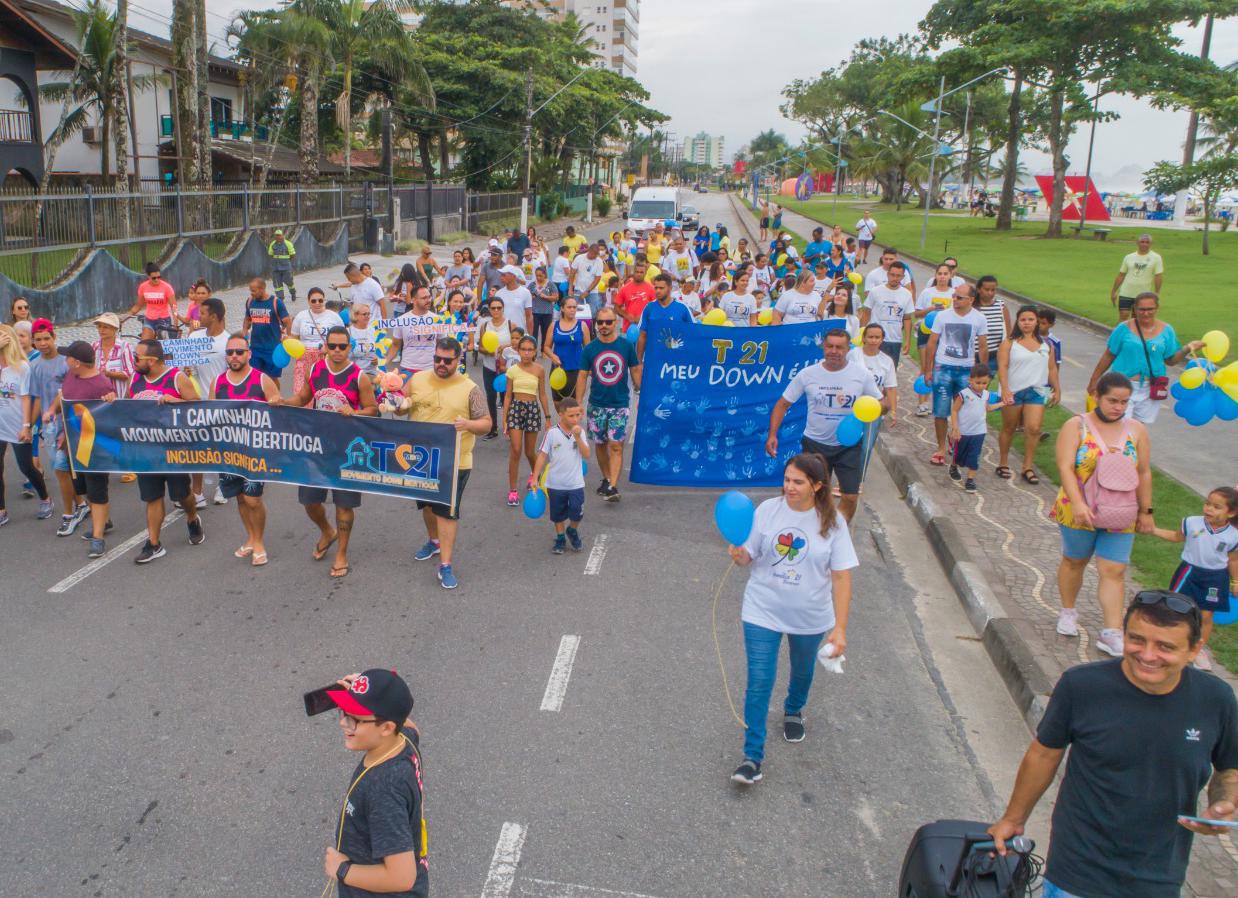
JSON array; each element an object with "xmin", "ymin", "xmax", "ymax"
[
  {"xmin": 684, "ymin": 132, "xmax": 724, "ymax": 168},
  {"xmin": 518, "ymin": 0, "xmax": 638, "ymax": 79}
]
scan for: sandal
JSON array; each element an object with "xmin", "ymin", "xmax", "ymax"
[
  {"xmin": 930, "ymin": 452, "xmax": 946, "ymax": 466},
  {"xmin": 251, "ymin": 551, "xmax": 269, "ymax": 567},
  {"xmin": 329, "ymin": 564, "xmax": 350, "ymax": 578},
  {"xmin": 1021, "ymin": 469, "xmax": 1040, "ymax": 485},
  {"xmin": 234, "ymin": 545, "xmax": 254, "ymax": 559},
  {"xmin": 995, "ymin": 466, "xmax": 1013, "ymax": 479},
  {"xmin": 312, "ymin": 532, "xmax": 338, "ymax": 561}
]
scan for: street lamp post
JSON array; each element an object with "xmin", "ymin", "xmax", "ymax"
[{"xmin": 921, "ymin": 75, "xmax": 946, "ymax": 251}]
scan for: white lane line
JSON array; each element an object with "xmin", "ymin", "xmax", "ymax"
[
  {"xmin": 539, "ymin": 635, "xmax": 581, "ymax": 712},
  {"xmin": 481, "ymin": 822, "xmax": 528, "ymax": 898},
  {"xmin": 48, "ymin": 509, "xmax": 185, "ymax": 594},
  {"xmin": 582, "ymin": 533, "xmax": 608, "ymax": 575},
  {"xmin": 1062, "ymin": 356, "xmax": 1084, "ymax": 368},
  {"xmin": 521, "ymin": 879, "xmax": 673, "ymax": 898}
]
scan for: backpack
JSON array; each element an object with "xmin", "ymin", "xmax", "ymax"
[{"xmin": 1078, "ymin": 416, "xmax": 1139, "ymax": 530}]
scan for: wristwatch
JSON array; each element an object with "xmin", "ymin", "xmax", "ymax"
[
  {"xmin": 1143, "ymin": 508, "xmax": 1154, "ymax": 514},
  {"xmin": 336, "ymin": 861, "xmax": 352, "ymax": 884}
]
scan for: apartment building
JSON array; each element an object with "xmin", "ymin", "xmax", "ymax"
[
  {"xmin": 523, "ymin": 0, "xmax": 638, "ymax": 79},
  {"xmin": 684, "ymin": 132, "xmax": 725, "ymax": 169}
]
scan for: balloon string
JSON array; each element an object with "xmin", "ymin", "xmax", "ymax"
[{"xmin": 711, "ymin": 560, "xmax": 747, "ymax": 730}]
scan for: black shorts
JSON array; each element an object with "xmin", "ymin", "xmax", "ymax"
[
  {"xmin": 298, "ymin": 485, "xmax": 361, "ymax": 509},
  {"xmin": 219, "ymin": 473, "xmax": 265, "ymax": 499},
  {"xmin": 548, "ymin": 487, "xmax": 585, "ymax": 523},
  {"xmin": 73, "ymin": 472, "xmax": 109, "ymax": 506},
  {"xmin": 759, "ymin": 217, "xmax": 770, "ymax": 228},
  {"xmin": 417, "ymin": 468, "xmax": 470, "ymax": 521},
  {"xmin": 801, "ymin": 436, "xmax": 864, "ymax": 495},
  {"xmin": 1118, "ymin": 296, "xmax": 1136, "ymax": 310},
  {"xmin": 138, "ymin": 473, "xmax": 191, "ymax": 504}
]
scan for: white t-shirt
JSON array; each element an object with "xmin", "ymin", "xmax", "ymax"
[
  {"xmin": 848, "ymin": 347, "xmax": 898, "ymax": 391},
  {"xmin": 1005, "ymin": 339, "xmax": 1051, "ymax": 394},
  {"xmin": 863, "ymin": 284, "xmax": 914, "ymax": 343},
  {"xmin": 751, "ymin": 265, "xmax": 775, "ymax": 293},
  {"xmin": 539, "ymin": 425, "xmax": 586, "ymax": 491},
  {"xmin": 676, "ymin": 290, "xmax": 702, "ymax": 318},
  {"xmin": 1181, "ymin": 517, "xmax": 1238, "ymax": 570},
  {"xmin": 392, "ymin": 312, "xmax": 439, "ymax": 371},
  {"xmin": 571, "ymin": 255, "xmax": 604, "ymax": 294},
  {"xmin": 955, "ymin": 388, "xmax": 992, "ymax": 436},
  {"xmin": 864, "ymin": 266, "xmax": 912, "ymax": 294},
  {"xmin": 740, "ymin": 498, "xmax": 859, "ymax": 634},
  {"xmin": 663, "ymin": 248, "xmax": 697, "ymax": 281},
  {"xmin": 0, "ymin": 361, "xmax": 31, "ymax": 443},
  {"xmin": 348, "ymin": 323, "xmax": 381, "ymax": 375},
  {"xmin": 551, "ymin": 255, "xmax": 571, "ymax": 285},
  {"xmin": 782, "ymin": 359, "xmax": 883, "ymax": 445},
  {"xmin": 193, "ymin": 331, "xmax": 231, "ymax": 398},
  {"xmin": 931, "ymin": 308, "xmax": 987, "ymax": 368},
  {"xmin": 855, "ymin": 217, "xmax": 877, "ymax": 241},
  {"xmin": 774, "ymin": 290, "xmax": 822, "ymax": 324},
  {"xmin": 291, "ymin": 308, "xmax": 345, "ymax": 349},
  {"xmin": 495, "ymin": 286, "xmax": 532, "ymax": 325},
  {"xmin": 720, "ymin": 291, "xmax": 757, "ymax": 326},
  {"xmin": 350, "ymin": 277, "xmax": 385, "ymax": 317},
  {"xmin": 915, "ymin": 286, "xmax": 955, "ymax": 313}
]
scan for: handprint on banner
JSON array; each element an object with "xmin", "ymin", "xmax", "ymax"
[
  {"xmin": 706, "ymin": 438, "xmax": 719, "ymax": 454},
  {"xmin": 652, "ymin": 404, "xmax": 672, "ymax": 421},
  {"xmin": 725, "ymin": 396, "xmax": 740, "ymax": 415},
  {"xmin": 670, "ymin": 379, "xmax": 686, "ymax": 393},
  {"xmin": 740, "ymin": 419, "xmax": 760, "ymax": 437},
  {"xmin": 680, "ymin": 438, "xmax": 694, "ymax": 454},
  {"xmin": 671, "ymin": 459, "xmax": 682, "ymax": 473},
  {"xmin": 660, "ymin": 329, "xmax": 684, "ymax": 350},
  {"xmin": 677, "ymin": 399, "xmax": 693, "ymax": 412},
  {"xmin": 743, "ymin": 449, "xmax": 754, "ymax": 463},
  {"xmin": 694, "ymin": 397, "xmax": 711, "ymax": 414},
  {"xmin": 693, "ymin": 466, "xmax": 705, "ymax": 479},
  {"xmin": 652, "ymin": 453, "xmax": 668, "ymax": 469},
  {"xmin": 725, "ymin": 464, "xmax": 738, "ymax": 479},
  {"xmin": 754, "ymin": 403, "xmax": 770, "ymax": 416},
  {"xmin": 658, "ymin": 434, "xmax": 671, "ymax": 449},
  {"xmin": 692, "ymin": 418, "xmax": 707, "ymax": 434},
  {"xmin": 742, "ymin": 465, "xmax": 755, "ymax": 479},
  {"xmin": 638, "ymin": 456, "xmax": 652, "ymax": 471},
  {"xmin": 711, "ymin": 421, "xmax": 725, "ymax": 437}
]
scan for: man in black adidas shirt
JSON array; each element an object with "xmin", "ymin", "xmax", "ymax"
[{"xmin": 324, "ymin": 669, "xmax": 428, "ymax": 897}]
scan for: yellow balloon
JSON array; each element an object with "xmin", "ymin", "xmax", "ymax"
[
  {"xmin": 847, "ymin": 271, "xmax": 862, "ymax": 285},
  {"xmin": 702, "ymin": 308, "xmax": 728, "ymax": 326},
  {"xmin": 1218, "ymin": 360, "xmax": 1238, "ymax": 387},
  {"xmin": 549, "ymin": 367, "xmax": 567, "ymax": 390},
  {"xmin": 1179, "ymin": 367, "xmax": 1206, "ymax": 389},
  {"xmin": 1085, "ymin": 394, "xmax": 1097, "ymax": 413},
  {"xmin": 853, "ymin": 395, "xmax": 882, "ymax": 423},
  {"xmin": 851, "ymin": 335, "xmax": 862, "ymax": 346},
  {"xmin": 919, "ymin": 320, "xmax": 931, "ymax": 335},
  {"xmin": 1202, "ymin": 330, "xmax": 1230, "ymax": 363},
  {"xmin": 282, "ymin": 337, "xmax": 306, "ymax": 359},
  {"xmin": 757, "ymin": 309, "xmax": 773, "ymax": 326},
  {"xmin": 722, "ymin": 320, "xmax": 735, "ymax": 327},
  {"xmin": 481, "ymin": 330, "xmax": 499, "ymax": 353},
  {"xmin": 1224, "ymin": 382, "xmax": 1238, "ymax": 405}
]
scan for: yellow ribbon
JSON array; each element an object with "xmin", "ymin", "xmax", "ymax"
[{"xmin": 73, "ymin": 404, "xmax": 96, "ymax": 467}]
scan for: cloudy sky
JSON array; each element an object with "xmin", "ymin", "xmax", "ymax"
[{"xmin": 128, "ymin": 0, "xmax": 1237, "ymax": 192}]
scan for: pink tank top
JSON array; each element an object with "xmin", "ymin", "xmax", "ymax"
[
  {"xmin": 130, "ymin": 367, "xmax": 182, "ymax": 400},
  {"xmin": 309, "ymin": 359, "xmax": 361, "ymax": 411},
  {"xmin": 214, "ymin": 368, "xmax": 267, "ymax": 401}
]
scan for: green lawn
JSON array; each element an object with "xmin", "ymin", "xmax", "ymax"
[
  {"xmin": 777, "ymin": 197, "xmax": 1235, "ymax": 341},
  {"xmin": 990, "ymin": 403, "xmax": 1237, "ymax": 671}
]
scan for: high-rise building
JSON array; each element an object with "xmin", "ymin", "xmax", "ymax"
[
  {"xmin": 684, "ymin": 132, "xmax": 725, "ymax": 168},
  {"xmin": 517, "ymin": 1, "xmax": 639, "ymax": 79}
]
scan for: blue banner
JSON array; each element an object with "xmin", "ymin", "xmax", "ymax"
[
  {"xmin": 63, "ymin": 400, "xmax": 460, "ymax": 505},
  {"xmin": 631, "ymin": 321, "xmax": 830, "ymax": 487}
]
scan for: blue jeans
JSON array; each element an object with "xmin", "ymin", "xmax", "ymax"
[
  {"xmin": 585, "ymin": 291, "xmax": 604, "ymax": 317},
  {"xmin": 1042, "ymin": 881, "xmax": 1087, "ymax": 898},
  {"xmin": 742, "ymin": 622, "xmax": 826, "ymax": 763},
  {"xmin": 931, "ymin": 363, "xmax": 972, "ymax": 418}
]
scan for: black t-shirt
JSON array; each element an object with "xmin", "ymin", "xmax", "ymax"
[
  {"xmin": 1037, "ymin": 659, "xmax": 1238, "ymax": 898},
  {"xmin": 338, "ymin": 726, "xmax": 428, "ymax": 898}
]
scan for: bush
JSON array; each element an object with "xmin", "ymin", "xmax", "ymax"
[
  {"xmin": 595, "ymin": 196, "xmax": 612, "ymax": 217},
  {"xmin": 395, "ymin": 239, "xmax": 423, "ymax": 254},
  {"xmin": 540, "ymin": 192, "xmax": 564, "ymax": 221}
]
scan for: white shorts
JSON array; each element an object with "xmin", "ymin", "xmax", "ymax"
[{"xmin": 1123, "ymin": 381, "xmax": 1161, "ymax": 424}]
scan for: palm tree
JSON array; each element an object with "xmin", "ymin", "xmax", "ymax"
[
  {"xmin": 172, "ymin": 0, "xmax": 213, "ymax": 186},
  {"xmin": 226, "ymin": 9, "xmax": 302, "ymax": 190}
]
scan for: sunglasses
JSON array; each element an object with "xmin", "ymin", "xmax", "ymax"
[
  {"xmin": 1136, "ymin": 591, "xmax": 1198, "ymax": 616},
  {"xmin": 433, "ymin": 355, "xmax": 457, "ymax": 365},
  {"xmin": 225, "ymin": 348, "xmax": 248, "ymax": 356},
  {"xmin": 596, "ymin": 320, "xmax": 616, "ymax": 326},
  {"xmin": 309, "ymin": 297, "xmax": 325, "ymax": 303},
  {"xmin": 326, "ymin": 342, "xmax": 350, "ymax": 350}
]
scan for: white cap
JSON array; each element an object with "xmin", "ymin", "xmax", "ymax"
[{"xmin": 499, "ymin": 265, "xmax": 523, "ymax": 277}]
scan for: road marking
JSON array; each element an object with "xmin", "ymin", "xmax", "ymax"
[
  {"xmin": 521, "ymin": 879, "xmax": 674, "ymax": 898},
  {"xmin": 481, "ymin": 822, "xmax": 528, "ymax": 898},
  {"xmin": 583, "ymin": 533, "xmax": 608, "ymax": 575},
  {"xmin": 48, "ymin": 509, "xmax": 185, "ymax": 594},
  {"xmin": 1062, "ymin": 356, "xmax": 1084, "ymax": 369},
  {"xmin": 540, "ymin": 635, "xmax": 581, "ymax": 712}
]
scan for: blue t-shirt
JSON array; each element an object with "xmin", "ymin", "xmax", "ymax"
[
  {"xmin": 710, "ymin": 233, "xmax": 722, "ymax": 252},
  {"xmin": 693, "ymin": 235, "xmax": 710, "ymax": 256},
  {"xmin": 580, "ymin": 337, "xmax": 639, "ymax": 409},
  {"xmin": 1105, "ymin": 322, "xmax": 1179, "ymax": 380},
  {"xmin": 552, "ymin": 318, "xmax": 586, "ymax": 371},
  {"xmin": 639, "ymin": 299, "xmax": 694, "ymax": 334},
  {"xmin": 804, "ymin": 240, "xmax": 831, "ymax": 266},
  {"xmin": 824, "ymin": 255, "xmax": 853, "ymax": 279},
  {"xmin": 245, "ymin": 295, "xmax": 289, "ymax": 351}
]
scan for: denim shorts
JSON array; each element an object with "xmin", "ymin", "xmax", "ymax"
[
  {"xmin": 931, "ymin": 364, "xmax": 972, "ymax": 418},
  {"xmin": 1011, "ymin": 386, "xmax": 1047, "ymax": 406},
  {"xmin": 547, "ymin": 487, "xmax": 585, "ymax": 523},
  {"xmin": 1043, "ymin": 881, "xmax": 1087, "ymax": 898},
  {"xmin": 1059, "ymin": 524, "xmax": 1135, "ymax": 564}
]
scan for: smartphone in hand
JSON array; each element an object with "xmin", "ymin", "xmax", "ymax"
[{"xmin": 303, "ymin": 684, "xmax": 339, "ymax": 717}]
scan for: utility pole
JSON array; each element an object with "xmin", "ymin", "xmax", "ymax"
[
  {"xmin": 961, "ymin": 91, "xmax": 973, "ymax": 197},
  {"xmin": 1173, "ymin": 14, "xmax": 1214, "ymax": 227},
  {"xmin": 521, "ymin": 66, "xmax": 534, "ymax": 233},
  {"xmin": 921, "ymin": 75, "xmax": 945, "ymax": 251}
]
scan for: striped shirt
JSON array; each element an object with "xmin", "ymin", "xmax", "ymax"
[{"xmin": 977, "ymin": 299, "xmax": 1007, "ymax": 349}]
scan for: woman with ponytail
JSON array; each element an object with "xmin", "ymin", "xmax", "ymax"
[{"xmin": 725, "ymin": 452, "xmax": 858, "ymax": 785}]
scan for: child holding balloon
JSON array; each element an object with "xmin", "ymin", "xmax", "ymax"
[
  {"xmin": 1151, "ymin": 486, "xmax": 1238, "ymax": 672},
  {"xmin": 530, "ymin": 398, "xmax": 591, "ymax": 554},
  {"xmin": 948, "ymin": 363, "xmax": 1011, "ymax": 492}
]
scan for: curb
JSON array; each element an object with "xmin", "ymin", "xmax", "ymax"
[{"xmin": 875, "ymin": 436, "xmax": 1055, "ymax": 732}]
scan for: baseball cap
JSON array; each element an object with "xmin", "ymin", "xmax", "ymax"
[
  {"xmin": 499, "ymin": 264, "xmax": 523, "ymax": 277},
  {"xmin": 274, "ymin": 228, "xmax": 284, "ymax": 236},
  {"xmin": 31, "ymin": 317, "xmax": 54, "ymax": 335},
  {"xmin": 327, "ymin": 669, "xmax": 414, "ymax": 722},
  {"xmin": 62, "ymin": 340, "xmax": 95, "ymax": 364},
  {"xmin": 93, "ymin": 312, "xmax": 121, "ymax": 329}
]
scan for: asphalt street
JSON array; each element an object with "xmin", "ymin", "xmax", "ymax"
[{"xmin": 0, "ymin": 191, "xmax": 1045, "ymax": 897}]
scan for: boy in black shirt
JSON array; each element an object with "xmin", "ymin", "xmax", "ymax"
[{"xmin": 324, "ymin": 669, "xmax": 428, "ymax": 897}]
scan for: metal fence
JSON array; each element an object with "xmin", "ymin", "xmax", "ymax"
[{"xmin": 466, "ymin": 190, "xmax": 525, "ymax": 232}]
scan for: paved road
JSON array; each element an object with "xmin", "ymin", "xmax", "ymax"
[{"xmin": 1, "ymin": 193, "xmax": 1047, "ymax": 897}]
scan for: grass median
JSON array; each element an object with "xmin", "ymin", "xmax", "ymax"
[{"xmin": 776, "ymin": 196, "xmax": 1235, "ymax": 341}]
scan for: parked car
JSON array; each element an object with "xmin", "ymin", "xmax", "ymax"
[{"xmin": 679, "ymin": 204, "xmax": 700, "ymax": 230}]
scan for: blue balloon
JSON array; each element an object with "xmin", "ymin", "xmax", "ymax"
[
  {"xmin": 339, "ymin": 307, "xmax": 350, "ymax": 326},
  {"xmin": 625, "ymin": 324, "xmax": 640, "ymax": 343},
  {"xmin": 581, "ymin": 459, "xmax": 588, "ymax": 476},
  {"xmin": 272, "ymin": 344, "xmax": 291, "ymax": 369},
  {"xmin": 1185, "ymin": 358, "xmax": 1216, "ymax": 372},
  {"xmin": 1214, "ymin": 605, "xmax": 1238, "ymax": 627},
  {"xmin": 522, "ymin": 489, "xmax": 546, "ymax": 519},
  {"xmin": 1170, "ymin": 380, "xmax": 1189, "ymax": 401},
  {"xmin": 1175, "ymin": 389, "xmax": 1216, "ymax": 427},
  {"xmin": 913, "ymin": 375, "xmax": 931, "ymax": 396},
  {"xmin": 1214, "ymin": 390, "xmax": 1238, "ymax": 422},
  {"xmin": 836, "ymin": 415, "xmax": 864, "ymax": 447},
  {"xmin": 494, "ymin": 373, "xmax": 508, "ymax": 393},
  {"xmin": 714, "ymin": 490, "xmax": 755, "ymax": 546},
  {"xmin": 924, "ymin": 310, "xmax": 939, "ymax": 330}
]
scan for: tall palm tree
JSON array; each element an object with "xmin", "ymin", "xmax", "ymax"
[
  {"xmin": 226, "ymin": 9, "xmax": 301, "ymax": 190},
  {"xmin": 172, "ymin": 0, "xmax": 210, "ymax": 185}
]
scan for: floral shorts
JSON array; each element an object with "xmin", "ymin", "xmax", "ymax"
[
  {"xmin": 587, "ymin": 405, "xmax": 629, "ymax": 443},
  {"xmin": 506, "ymin": 398, "xmax": 543, "ymax": 432}
]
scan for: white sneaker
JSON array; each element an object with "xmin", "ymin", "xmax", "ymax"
[
  {"xmin": 1194, "ymin": 646, "xmax": 1214, "ymax": 672},
  {"xmin": 212, "ymin": 487, "xmax": 228, "ymax": 505},
  {"xmin": 916, "ymin": 402, "xmax": 930, "ymax": 417},
  {"xmin": 194, "ymin": 493, "xmax": 207, "ymax": 509},
  {"xmin": 1096, "ymin": 628, "xmax": 1124, "ymax": 657},
  {"xmin": 1056, "ymin": 607, "xmax": 1079, "ymax": 637}
]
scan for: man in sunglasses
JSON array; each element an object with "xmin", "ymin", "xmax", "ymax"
[
  {"xmin": 575, "ymin": 308, "xmax": 641, "ymax": 502},
  {"xmin": 988, "ymin": 590, "xmax": 1238, "ymax": 898},
  {"xmin": 288, "ymin": 325, "xmax": 378, "ymax": 578},
  {"xmin": 213, "ymin": 335, "xmax": 281, "ymax": 566},
  {"xmin": 384, "ymin": 337, "xmax": 490, "ymax": 590}
]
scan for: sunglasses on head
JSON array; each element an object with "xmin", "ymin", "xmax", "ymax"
[
  {"xmin": 326, "ymin": 342, "xmax": 349, "ymax": 350},
  {"xmin": 1136, "ymin": 590, "xmax": 1198, "ymax": 616},
  {"xmin": 225, "ymin": 348, "xmax": 248, "ymax": 356}
]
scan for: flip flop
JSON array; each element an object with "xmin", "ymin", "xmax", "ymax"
[
  {"xmin": 234, "ymin": 545, "xmax": 254, "ymax": 558},
  {"xmin": 251, "ymin": 551, "xmax": 269, "ymax": 567},
  {"xmin": 313, "ymin": 532, "xmax": 338, "ymax": 561},
  {"xmin": 929, "ymin": 452, "xmax": 946, "ymax": 466},
  {"xmin": 329, "ymin": 564, "xmax": 350, "ymax": 578}
]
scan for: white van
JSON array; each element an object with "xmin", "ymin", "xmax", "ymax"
[{"xmin": 626, "ymin": 186, "xmax": 681, "ymax": 238}]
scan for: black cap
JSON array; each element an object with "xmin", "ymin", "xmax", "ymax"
[
  {"xmin": 327, "ymin": 669, "xmax": 413, "ymax": 721},
  {"xmin": 63, "ymin": 340, "xmax": 95, "ymax": 364}
]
